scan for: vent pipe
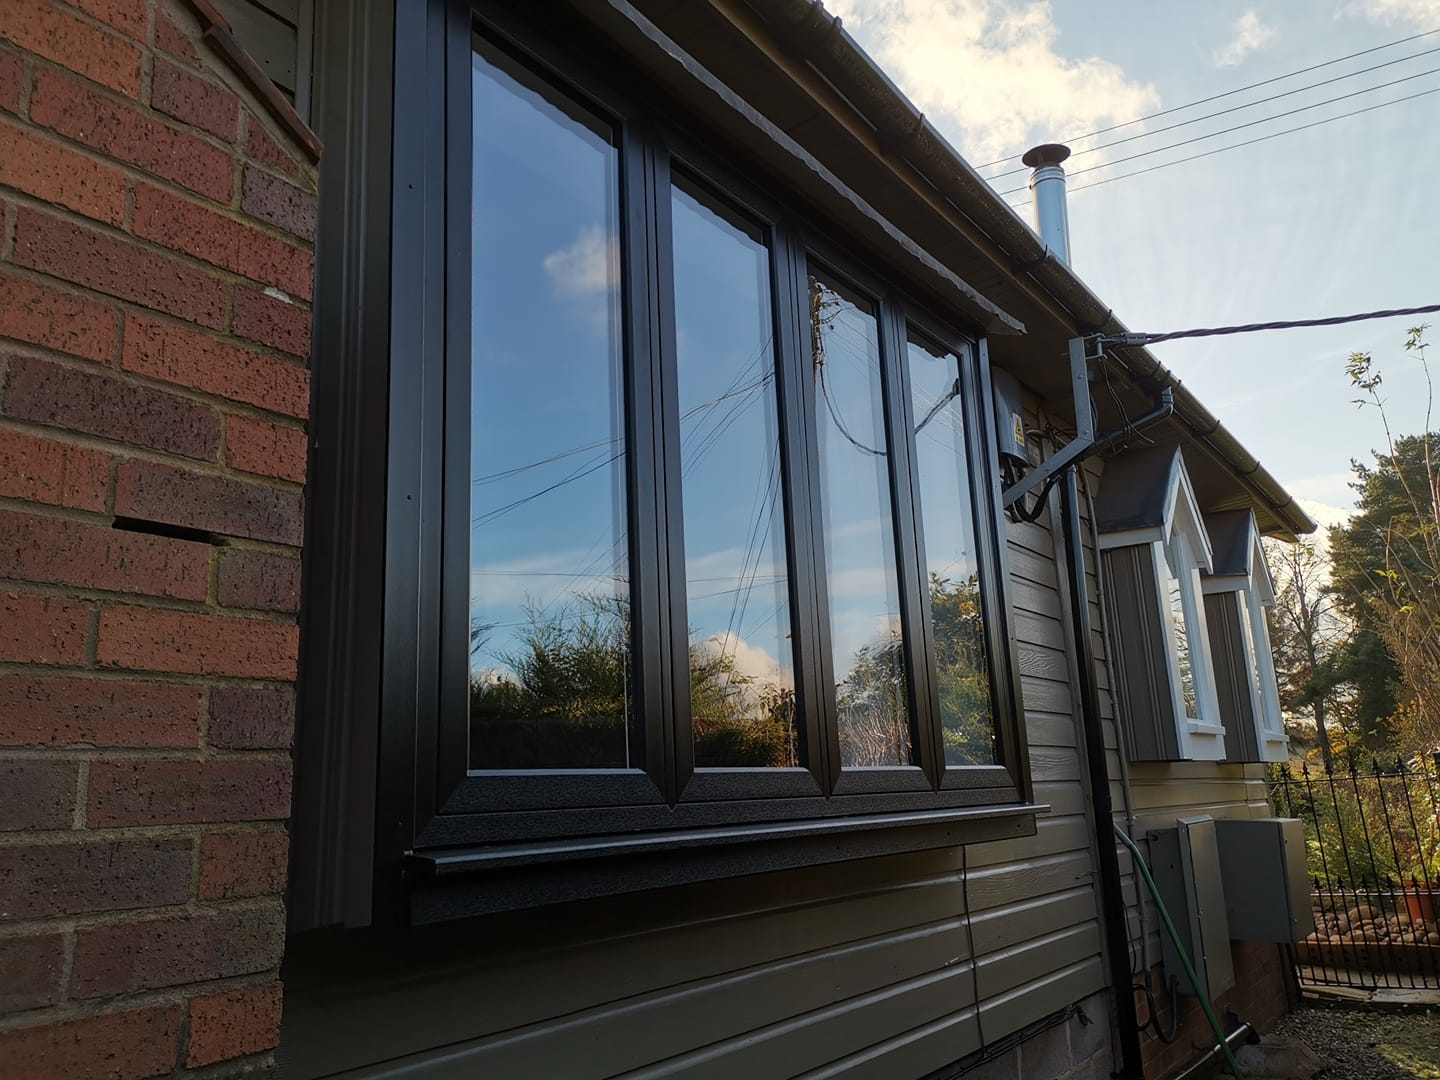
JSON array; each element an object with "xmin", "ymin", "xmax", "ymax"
[{"xmin": 1022, "ymin": 143, "xmax": 1072, "ymax": 266}]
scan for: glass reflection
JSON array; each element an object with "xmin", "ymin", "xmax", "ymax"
[
  {"xmin": 809, "ymin": 274, "xmax": 912, "ymax": 767},
  {"xmin": 906, "ymin": 331, "xmax": 997, "ymax": 766},
  {"xmin": 673, "ymin": 183, "xmax": 798, "ymax": 767},
  {"xmin": 467, "ymin": 45, "xmax": 632, "ymax": 770},
  {"xmin": 1164, "ymin": 541, "xmax": 1199, "ymax": 720}
]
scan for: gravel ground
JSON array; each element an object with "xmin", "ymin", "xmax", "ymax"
[{"xmin": 1269, "ymin": 1006, "xmax": 1440, "ymax": 1079}]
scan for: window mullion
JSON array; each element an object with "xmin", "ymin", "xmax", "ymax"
[
  {"xmin": 620, "ymin": 124, "xmax": 675, "ymax": 799},
  {"xmin": 776, "ymin": 228, "xmax": 839, "ymax": 793},
  {"xmin": 880, "ymin": 302, "xmax": 941, "ymax": 789}
]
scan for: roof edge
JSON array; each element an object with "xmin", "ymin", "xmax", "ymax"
[{"xmin": 743, "ymin": 0, "xmax": 1315, "ymax": 538}]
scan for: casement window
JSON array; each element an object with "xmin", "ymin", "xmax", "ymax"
[
  {"xmin": 1096, "ymin": 446, "xmax": 1226, "ymax": 762},
  {"xmin": 298, "ymin": 2, "xmax": 1034, "ymax": 923},
  {"xmin": 1202, "ymin": 511, "xmax": 1289, "ymax": 763}
]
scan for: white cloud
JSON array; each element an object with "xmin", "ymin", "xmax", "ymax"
[
  {"xmin": 1215, "ymin": 11, "xmax": 1276, "ymax": 67},
  {"xmin": 542, "ymin": 225, "xmax": 619, "ymax": 334},
  {"xmin": 693, "ymin": 632, "xmax": 794, "ymax": 690},
  {"xmin": 1348, "ymin": 0, "xmax": 1440, "ymax": 29},
  {"xmin": 824, "ymin": 0, "xmax": 1159, "ymax": 166}
]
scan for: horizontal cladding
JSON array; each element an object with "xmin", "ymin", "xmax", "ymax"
[{"xmin": 212, "ymin": 0, "xmax": 302, "ymax": 99}]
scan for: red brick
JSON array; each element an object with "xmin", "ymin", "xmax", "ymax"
[
  {"xmin": 121, "ymin": 314, "xmax": 310, "ymax": 419},
  {"xmin": 0, "ymin": 1004, "xmax": 180, "ymax": 1080},
  {"xmin": 153, "ymin": 9, "xmax": 200, "ymax": 65},
  {"xmin": 0, "ymin": 271, "xmax": 116, "ymax": 362},
  {"xmin": 0, "ymin": 760, "xmax": 78, "ymax": 831},
  {"xmin": 72, "ymin": 908, "xmax": 285, "ymax": 997},
  {"xmin": 12, "ymin": 206, "xmax": 227, "ymax": 329},
  {"xmin": 87, "ymin": 757, "xmax": 292, "ymax": 828},
  {"xmin": 233, "ymin": 285, "xmax": 311, "ymax": 356},
  {"xmin": 97, "ymin": 605, "xmax": 299, "ymax": 678},
  {"xmin": 30, "ymin": 69, "xmax": 232, "ymax": 201},
  {"xmin": 0, "ymin": 837, "xmax": 191, "ymax": 919},
  {"xmin": 0, "ymin": 509, "xmax": 210, "ymax": 600},
  {"xmin": 1, "ymin": 0, "xmax": 142, "ymax": 97},
  {"xmin": 208, "ymin": 685, "xmax": 293, "ymax": 749},
  {"xmin": 217, "ymin": 549, "xmax": 301, "ymax": 613},
  {"xmin": 198, "ymin": 830, "xmax": 288, "ymax": 900},
  {"xmin": 73, "ymin": 0, "xmax": 149, "ymax": 40},
  {"xmin": 0, "ymin": 932, "xmax": 66, "ymax": 1012},
  {"xmin": 227, "ymin": 415, "xmax": 306, "ymax": 483},
  {"xmin": 0, "ymin": 592, "xmax": 89, "ymax": 664},
  {"xmin": 244, "ymin": 113, "xmax": 301, "ymax": 177},
  {"xmin": 0, "ymin": 120, "xmax": 126, "ymax": 225},
  {"xmin": 0, "ymin": 428, "xmax": 110, "ymax": 511},
  {"xmin": 241, "ymin": 166, "xmax": 317, "ymax": 243},
  {"xmin": 115, "ymin": 459, "xmax": 304, "ymax": 545},
  {"xmin": 0, "ymin": 674, "xmax": 204, "ymax": 747},
  {"xmin": 1, "ymin": 352, "xmax": 221, "ymax": 460},
  {"xmin": 0, "ymin": 51, "xmax": 21, "ymax": 115},
  {"xmin": 187, "ymin": 982, "xmax": 283, "ymax": 1066},
  {"xmin": 132, "ymin": 183, "xmax": 314, "ymax": 299},
  {"xmin": 150, "ymin": 58, "xmax": 239, "ymax": 141}
]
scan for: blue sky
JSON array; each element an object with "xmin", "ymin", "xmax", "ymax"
[{"xmin": 829, "ymin": 0, "xmax": 1440, "ymax": 529}]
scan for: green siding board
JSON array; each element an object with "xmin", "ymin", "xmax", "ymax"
[{"xmin": 213, "ymin": 0, "xmax": 299, "ymax": 94}]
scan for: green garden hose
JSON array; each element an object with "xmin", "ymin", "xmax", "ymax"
[{"xmin": 1113, "ymin": 824, "xmax": 1245, "ymax": 1080}]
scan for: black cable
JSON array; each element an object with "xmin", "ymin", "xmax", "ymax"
[
  {"xmin": 997, "ymin": 76, "xmax": 1440, "ymax": 196},
  {"xmin": 988, "ymin": 49, "xmax": 1440, "ymax": 181},
  {"xmin": 1006, "ymin": 84, "xmax": 1440, "ymax": 205},
  {"xmin": 974, "ymin": 24, "xmax": 1440, "ymax": 169},
  {"xmin": 1105, "ymin": 303, "xmax": 1440, "ymax": 347}
]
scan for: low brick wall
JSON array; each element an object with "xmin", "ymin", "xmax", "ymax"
[
  {"xmin": 1138, "ymin": 941, "xmax": 1290, "ymax": 1078},
  {"xmin": 0, "ymin": 1, "xmax": 317, "ymax": 1074}
]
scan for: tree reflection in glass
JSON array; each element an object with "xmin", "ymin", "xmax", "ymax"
[
  {"xmin": 809, "ymin": 275, "xmax": 913, "ymax": 767},
  {"xmin": 467, "ymin": 45, "xmax": 632, "ymax": 770},
  {"xmin": 906, "ymin": 331, "xmax": 997, "ymax": 766},
  {"xmin": 672, "ymin": 181, "xmax": 799, "ymax": 768},
  {"xmin": 1164, "ymin": 541, "xmax": 1199, "ymax": 720}
]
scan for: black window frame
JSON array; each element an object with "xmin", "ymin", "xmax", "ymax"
[{"xmin": 367, "ymin": 0, "xmax": 1033, "ymax": 921}]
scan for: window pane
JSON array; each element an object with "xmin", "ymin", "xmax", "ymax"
[
  {"xmin": 1163, "ymin": 541, "xmax": 1199, "ymax": 721},
  {"xmin": 672, "ymin": 185, "xmax": 798, "ymax": 767},
  {"xmin": 906, "ymin": 332, "xmax": 997, "ymax": 766},
  {"xmin": 808, "ymin": 274, "xmax": 912, "ymax": 767},
  {"xmin": 467, "ymin": 47, "xmax": 632, "ymax": 770}
]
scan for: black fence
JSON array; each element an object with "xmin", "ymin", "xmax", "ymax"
[{"xmin": 1270, "ymin": 757, "xmax": 1440, "ymax": 992}]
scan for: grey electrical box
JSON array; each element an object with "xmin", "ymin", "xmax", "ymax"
[
  {"xmin": 1148, "ymin": 815, "xmax": 1235, "ymax": 1000},
  {"xmin": 1215, "ymin": 817, "xmax": 1314, "ymax": 942},
  {"xmin": 990, "ymin": 365, "xmax": 1027, "ymax": 465}
]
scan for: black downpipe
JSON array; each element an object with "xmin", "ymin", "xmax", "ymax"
[{"xmin": 1059, "ymin": 469, "xmax": 1147, "ymax": 1080}]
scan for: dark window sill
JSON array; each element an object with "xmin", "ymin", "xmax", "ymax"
[{"xmin": 402, "ymin": 802, "xmax": 1045, "ymax": 924}]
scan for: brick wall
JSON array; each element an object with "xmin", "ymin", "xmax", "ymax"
[
  {"xmin": 1138, "ymin": 941, "xmax": 1291, "ymax": 1078},
  {"xmin": 0, "ymin": 1, "xmax": 316, "ymax": 1075}
]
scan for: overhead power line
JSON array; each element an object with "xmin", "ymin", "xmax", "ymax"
[
  {"xmin": 1000, "ymin": 83, "xmax": 1440, "ymax": 200},
  {"xmin": 1103, "ymin": 304, "xmax": 1440, "ymax": 348},
  {"xmin": 975, "ymin": 25, "xmax": 1440, "ymax": 170},
  {"xmin": 999, "ymin": 73, "xmax": 1440, "ymax": 195},
  {"xmin": 986, "ymin": 44, "xmax": 1440, "ymax": 181}
]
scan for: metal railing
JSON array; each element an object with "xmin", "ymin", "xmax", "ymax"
[{"xmin": 1270, "ymin": 756, "xmax": 1440, "ymax": 991}]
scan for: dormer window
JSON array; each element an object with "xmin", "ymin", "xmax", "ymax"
[
  {"xmin": 1202, "ymin": 511, "xmax": 1289, "ymax": 763},
  {"xmin": 1095, "ymin": 447, "xmax": 1225, "ymax": 761}
]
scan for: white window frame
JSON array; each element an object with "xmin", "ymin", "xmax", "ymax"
[
  {"xmin": 1202, "ymin": 518, "xmax": 1289, "ymax": 762},
  {"xmin": 1099, "ymin": 448, "xmax": 1226, "ymax": 761}
]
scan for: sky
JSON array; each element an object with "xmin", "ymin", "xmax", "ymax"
[{"xmin": 825, "ymin": 0, "xmax": 1440, "ymax": 533}]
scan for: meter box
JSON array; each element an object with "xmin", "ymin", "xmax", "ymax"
[
  {"xmin": 1148, "ymin": 815, "xmax": 1235, "ymax": 1000},
  {"xmin": 1215, "ymin": 817, "xmax": 1314, "ymax": 942}
]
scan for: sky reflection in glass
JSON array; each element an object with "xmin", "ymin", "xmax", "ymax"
[
  {"xmin": 906, "ymin": 332, "xmax": 997, "ymax": 766},
  {"xmin": 467, "ymin": 48, "xmax": 632, "ymax": 770},
  {"xmin": 809, "ymin": 276, "xmax": 912, "ymax": 768},
  {"xmin": 672, "ymin": 184, "xmax": 799, "ymax": 768}
]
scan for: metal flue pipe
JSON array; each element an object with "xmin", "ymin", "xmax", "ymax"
[{"xmin": 1022, "ymin": 143, "xmax": 1073, "ymax": 266}]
